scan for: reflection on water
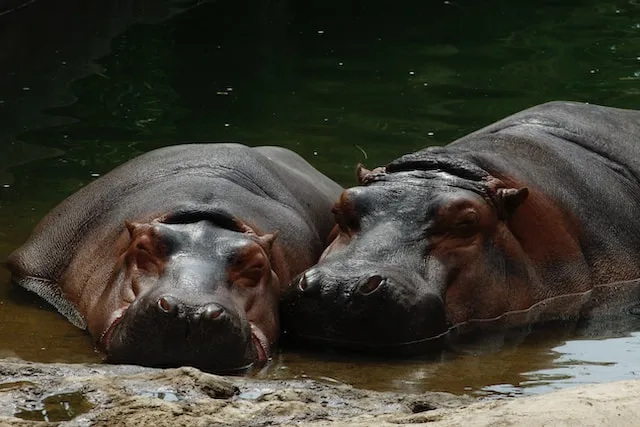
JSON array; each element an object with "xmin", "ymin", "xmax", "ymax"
[
  {"xmin": 14, "ymin": 391, "xmax": 94, "ymax": 422},
  {"xmin": 263, "ymin": 321, "xmax": 640, "ymax": 396},
  {"xmin": 1, "ymin": 0, "xmax": 640, "ymax": 397},
  {"xmin": 515, "ymin": 333, "xmax": 640, "ymax": 395}
]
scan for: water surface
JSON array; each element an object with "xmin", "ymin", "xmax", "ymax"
[{"xmin": 1, "ymin": 0, "xmax": 639, "ymax": 396}]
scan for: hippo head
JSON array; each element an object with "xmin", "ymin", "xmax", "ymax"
[
  {"xmin": 97, "ymin": 209, "xmax": 280, "ymax": 372},
  {"xmin": 282, "ymin": 152, "xmax": 530, "ymax": 352}
]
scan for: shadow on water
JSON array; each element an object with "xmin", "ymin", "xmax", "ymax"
[{"xmin": 1, "ymin": 0, "xmax": 640, "ymax": 397}]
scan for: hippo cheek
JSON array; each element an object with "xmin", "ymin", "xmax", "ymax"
[
  {"xmin": 228, "ymin": 244, "xmax": 282, "ymax": 364},
  {"xmin": 103, "ymin": 295, "xmax": 258, "ymax": 373},
  {"xmin": 234, "ymin": 278, "xmax": 279, "ymax": 365},
  {"xmin": 281, "ymin": 267, "xmax": 448, "ymax": 352}
]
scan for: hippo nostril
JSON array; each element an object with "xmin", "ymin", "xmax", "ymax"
[
  {"xmin": 297, "ymin": 273, "xmax": 308, "ymax": 292},
  {"xmin": 202, "ymin": 304, "xmax": 224, "ymax": 320},
  {"xmin": 157, "ymin": 296, "xmax": 177, "ymax": 314},
  {"xmin": 358, "ymin": 275, "xmax": 385, "ymax": 295}
]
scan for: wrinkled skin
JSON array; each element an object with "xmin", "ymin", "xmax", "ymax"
[
  {"xmin": 7, "ymin": 143, "xmax": 342, "ymax": 372},
  {"xmin": 282, "ymin": 101, "xmax": 640, "ymax": 351}
]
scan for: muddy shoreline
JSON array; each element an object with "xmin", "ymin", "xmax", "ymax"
[{"xmin": 1, "ymin": 359, "xmax": 639, "ymax": 426}]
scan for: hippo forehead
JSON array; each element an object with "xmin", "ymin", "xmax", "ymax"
[
  {"xmin": 343, "ymin": 170, "xmax": 494, "ymax": 220},
  {"xmin": 155, "ymin": 220, "xmax": 253, "ymax": 259}
]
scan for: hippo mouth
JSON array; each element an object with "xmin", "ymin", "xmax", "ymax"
[
  {"xmin": 250, "ymin": 323, "xmax": 270, "ymax": 363},
  {"xmin": 100, "ymin": 305, "xmax": 271, "ymax": 367},
  {"xmin": 100, "ymin": 307, "xmax": 127, "ymax": 350}
]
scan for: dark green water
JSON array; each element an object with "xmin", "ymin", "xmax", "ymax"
[{"xmin": 1, "ymin": 0, "xmax": 639, "ymax": 396}]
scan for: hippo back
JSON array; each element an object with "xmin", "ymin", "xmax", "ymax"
[{"xmin": 455, "ymin": 101, "xmax": 640, "ymax": 182}]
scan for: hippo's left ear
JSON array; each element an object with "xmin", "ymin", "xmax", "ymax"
[
  {"xmin": 496, "ymin": 187, "xmax": 529, "ymax": 219},
  {"xmin": 235, "ymin": 218, "xmax": 279, "ymax": 250}
]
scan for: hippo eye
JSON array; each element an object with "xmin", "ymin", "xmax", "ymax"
[
  {"xmin": 230, "ymin": 246, "xmax": 268, "ymax": 288},
  {"xmin": 453, "ymin": 210, "xmax": 479, "ymax": 234},
  {"xmin": 240, "ymin": 266, "xmax": 264, "ymax": 286}
]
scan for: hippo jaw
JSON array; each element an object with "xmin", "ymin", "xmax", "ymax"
[
  {"xmin": 94, "ymin": 214, "xmax": 281, "ymax": 372},
  {"xmin": 101, "ymin": 305, "xmax": 275, "ymax": 363},
  {"xmin": 282, "ymin": 259, "xmax": 449, "ymax": 351},
  {"xmin": 101, "ymin": 294, "xmax": 271, "ymax": 372},
  {"xmin": 101, "ymin": 308, "xmax": 273, "ymax": 369}
]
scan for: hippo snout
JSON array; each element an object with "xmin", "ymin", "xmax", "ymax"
[
  {"xmin": 297, "ymin": 269, "xmax": 385, "ymax": 296},
  {"xmin": 156, "ymin": 296, "xmax": 226, "ymax": 322},
  {"xmin": 282, "ymin": 265, "xmax": 448, "ymax": 352},
  {"xmin": 106, "ymin": 294, "xmax": 256, "ymax": 373}
]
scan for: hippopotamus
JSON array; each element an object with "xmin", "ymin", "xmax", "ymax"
[
  {"xmin": 7, "ymin": 143, "xmax": 342, "ymax": 372},
  {"xmin": 281, "ymin": 101, "xmax": 640, "ymax": 352}
]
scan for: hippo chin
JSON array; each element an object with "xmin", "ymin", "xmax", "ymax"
[
  {"xmin": 7, "ymin": 143, "xmax": 342, "ymax": 372},
  {"xmin": 282, "ymin": 101, "xmax": 640, "ymax": 351}
]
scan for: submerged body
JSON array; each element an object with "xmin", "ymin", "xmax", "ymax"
[
  {"xmin": 282, "ymin": 101, "xmax": 640, "ymax": 350},
  {"xmin": 7, "ymin": 143, "xmax": 342, "ymax": 371}
]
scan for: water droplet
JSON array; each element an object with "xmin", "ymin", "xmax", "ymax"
[
  {"xmin": 226, "ymin": 87, "xmax": 233, "ymax": 91},
  {"xmin": 3, "ymin": 184, "xmax": 10, "ymax": 188},
  {"xmin": 427, "ymin": 132, "xmax": 434, "ymax": 136},
  {"xmin": 313, "ymin": 151, "xmax": 318, "ymax": 156},
  {"xmin": 423, "ymin": 83, "xmax": 429, "ymax": 86},
  {"xmin": 317, "ymin": 30, "xmax": 324, "ymax": 34},
  {"xmin": 224, "ymin": 123, "xmax": 230, "ymax": 127},
  {"xmin": 323, "ymin": 118, "xmax": 328, "ymax": 122},
  {"xmin": 338, "ymin": 62, "xmax": 344, "ymax": 66},
  {"xmin": 61, "ymin": 61, "xmax": 67, "ymax": 65},
  {"xmin": 90, "ymin": 173, "xmax": 100, "ymax": 178},
  {"xmin": 22, "ymin": 87, "xmax": 30, "ymax": 91},
  {"xmin": 409, "ymin": 71, "xmax": 415, "ymax": 75}
]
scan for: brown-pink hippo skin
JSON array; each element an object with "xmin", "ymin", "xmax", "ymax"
[
  {"xmin": 6, "ymin": 143, "xmax": 343, "ymax": 372},
  {"xmin": 282, "ymin": 101, "xmax": 640, "ymax": 353}
]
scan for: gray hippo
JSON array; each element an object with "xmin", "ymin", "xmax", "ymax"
[
  {"xmin": 7, "ymin": 143, "xmax": 342, "ymax": 372},
  {"xmin": 282, "ymin": 101, "xmax": 640, "ymax": 351}
]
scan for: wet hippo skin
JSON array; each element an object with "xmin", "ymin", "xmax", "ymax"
[
  {"xmin": 7, "ymin": 143, "xmax": 342, "ymax": 372},
  {"xmin": 282, "ymin": 101, "xmax": 640, "ymax": 352}
]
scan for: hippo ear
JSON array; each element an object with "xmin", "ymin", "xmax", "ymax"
[
  {"xmin": 356, "ymin": 163, "xmax": 386, "ymax": 185},
  {"xmin": 356, "ymin": 164, "xmax": 372, "ymax": 185},
  {"xmin": 257, "ymin": 231, "xmax": 279, "ymax": 251},
  {"xmin": 125, "ymin": 220, "xmax": 138, "ymax": 237},
  {"xmin": 496, "ymin": 187, "xmax": 529, "ymax": 219}
]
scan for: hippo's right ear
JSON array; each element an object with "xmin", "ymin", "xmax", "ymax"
[
  {"xmin": 496, "ymin": 187, "xmax": 529, "ymax": 219},
  {"xmin": 356, "ymin": 164, "xmax": 386, "ymax": 185},
  {"xmin": 124, "ymin": 221, "xmax": 168, "ymax": 276}
]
